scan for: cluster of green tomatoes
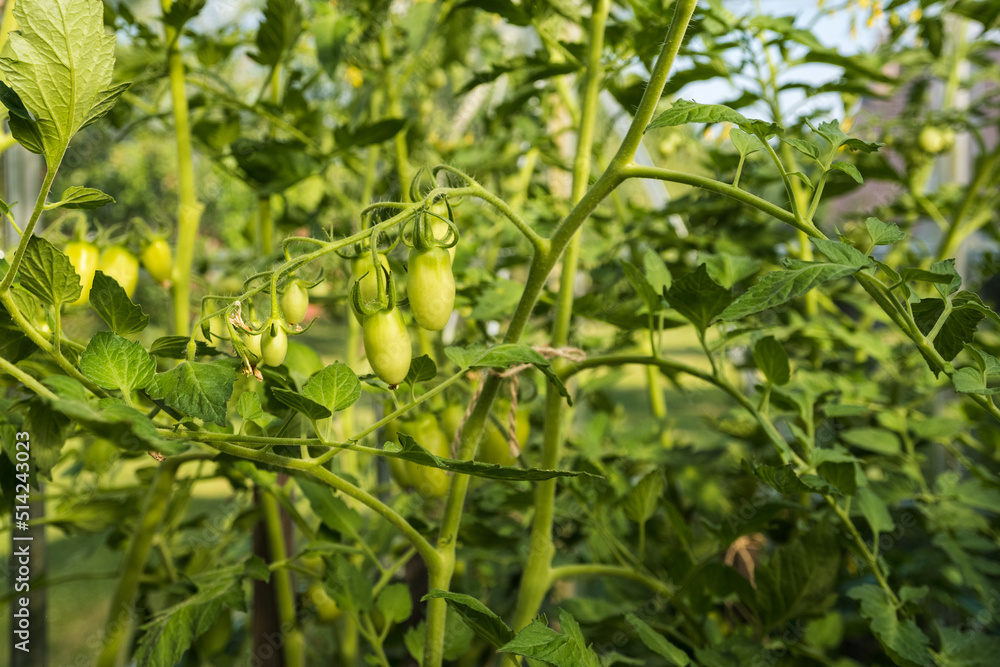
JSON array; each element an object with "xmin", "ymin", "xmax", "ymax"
[
  {"xmin": 228, "ymin": 204, "xmax": 458, "ymax": 388},
  {"xmin": 65, "ymin": 235, "xmax": 173, "ymax": 305}
]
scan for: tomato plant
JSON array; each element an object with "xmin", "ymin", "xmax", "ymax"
[{"xmin": 2, "ymin": 0, "xmax": 1000, "ymax": 666}]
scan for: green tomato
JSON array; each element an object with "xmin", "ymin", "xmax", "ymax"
[
  {"xmin": 408, "ymin": 246, "xmax": 455, "ymax": 331},
  {"xmin": 918, "ymin": 126, "xmax": 950, "ymax": 154},
  {"xmin": 65, "ymin": 241, "xmax": 99, "ymax": 306},
  {"xmin": 244, "ymin": 331, "xmax": 263, "ymax": 359},
  {"xmin": 362, "ymin": 307, "xmax": 411, "ymax": 386},
  {"xmin": 194, "ymin": 611, "xmax": 232, "ymax": 657},
  {"xmin": 383, "ymin": 419, "xmax": 414, "ymax": 488},
  {"xmin": 351, "ymin": 253, "xmax": 390, "ymax": 323},
  {"xmin": 402, "ymin": 415, "xmax": 451, "ymax": 498},
  {"xmin": 98, "ymin": 246, "xmax": 139, "ymax": 298},
  {"xmin": 260, "ymin": 324, "xmax": 288, "ymax": 367},
  {"xmin": 440, "ymin": 404, "xmax": 465, "ymax": 442},
  {"xmin": 307, "ymin": 582, "xmax": 343, "ymax": 623},
  {"xmin": 281, "ymin": 282, "xmax": 310, "ymax": 325},
  {"xmin": 140, "ymin": 238, "xmax": 173, "ymax": 284}
]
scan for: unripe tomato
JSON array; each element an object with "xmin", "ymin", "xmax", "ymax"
[
  {"xmin": 307, "ymin": 582, "xmax": 343, "ymax": 623},
  {"xmin": 65, "ymin": 241, "xmax": 99, "ymax": 306},
  {"xmin": 260, "ymin": 324, "xmax": 288, "ymax": 367},
  {"xmin": 402, "ymin": 414, "xmax": 450, "ymax": 498},
  {"xmin": 362, "ymin": 307, "xmax": 411, "ymax": 386},
  {"xmin": 427, "ymin": 68, "xmax": 448, "ymax": 90},
  {"xmin": 244, "ymin": 331, "xmax": 263, "ymax": 359},
  {"xmin": 918, "ymin": 126, "xmax": 949, "ymax": 154},
  {"xmin": 408, "ymin": 246, "xmax": 455, "ymax": 331},
  {"xmin": 281, "ymin": 282, "xmax": 310, "ymax": 325},
  {"xmin": 300, "ymin": 554, "xmax": 326, "ymax": 577},
  {"xmin": 481, "ymin": 422, "xmax": 516, "ymax": 466},
  {"xmin": 194, "ymin": 612, "xmax": 232, "ymax": 657},
  {"xmin": 98, "ymin": 246, "xmax": 139, "ymax": 298},
  {"xmin": 140, "ymin": 238, "xmax": 173, "ymax": 284},
  {"xmin": 350, "ymin": 253, "xmax": 390, "ymax": 323},
  {"xmin": 383, "ymin": 419, "xmax": 414, "ymax": 488}
]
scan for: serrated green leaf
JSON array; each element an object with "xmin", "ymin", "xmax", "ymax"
[
  {"xmin": 720, "ymin": 262, "xmax": 859, "ymax": 321},
  {"xmin": 863, "ymin": 217, "xmax": 904, "ymax": 246},
  {"xmin": 847, "ymin": 585, "xmax": 933, "ymax": 667},
  {"xmin": 49, "ymin": 186, "xmax": 115, "ymax": 210},
  {"xmin": 756, "ymin": 528, "xmax": 840, "ymax": 630},
  {"xmin": 377, "ymin": 583, "xmax": 413, "ymax": 625},
  {"xmin": 730, "ymin": 128, "xmax": 762, "ymax": 157},
  {"xmin": 812, "ymin": 238, "xmax": 872, "ymax": 269},
  {"xmin": 90, "ymin": 271, "xmax": 149, "ymax": 336},
  {"xmin": 405, "ymin": 354, "xmax": 437, "ymax": 385},
  {"xmin": 753, "ymin": 336, "xmax": 790, "ymax": 385},
  {"xmin": 301, "ymin": 362, "xmax": 361, "ymax": 413},
  {"xmin": 642, "ymin": 248, "xmax": 672, "ymax": 293},
  {"xmin": 237, "ymin": 391, "xmax": 265, "ymax": 423},
  {"xmin": 951, "ymin": 367, "xmax": 1000, "ymax": 395},
  {"xmin": 666, "ymin": 264, "xmax": 733, "ymax": 332},
  {"xmin": 334, "ymin": 118, "xmax": 407, "ymax": 150},
  {"xmin": 0, "ymin": 0, "xmax": 120, "ymax": 164},
  {"xmin": 623, "ymin": 260, "xmax": 661, "ymax": 314},
  {"xmin": 135, "ymin": 581, "xmax": 242, "ymax": 667},
  {"xmin": 898, "ymin": 267, "xmax": 956, "ymax": 285},
  {"xmin": 701, "ymin": 253, "xmax": 761, "ymax": 289},
  {"xmin": 390, "ymin": 433, "xmax": 597, "ymax": 481},
  {"xmin": 312, "ymin": 11, "xmax": 356, "ymax": 80},
  {"xmin": 253, "ymin": 0, "xmax": 303, "ymax": 67},
  {"xmin": 325, "ymin": 554, "xmax": 373, "ymax": 614},
  {"xmin": 913, "ymin": 295, "xmax": 984, "ymax": 362},
  {"xmin": 298, "ymin": 478, "xmax": 362, "ymax": 538},
  {"xmin": 625, "ymin": 613, "xmax": 690, "ymax": 666},
  {"xmin": 271, "ymin": 387, "xmax": 333, "ymax": 420},
  {"xmin": 17, "ymin": 236, "xmax": 81, "ymax": 306},
  {"xmin": 146, "ymin": 361, "xmax": 237, "ymax": 427},
  {"xmin": 449, "ymin": 343, "xmax": 571, "ymax": 404},
  {"xmin": 856, "ymin": 486, "xmax": 895, "ymax": 543},
  {"xmin": 646, "ymin": 99, "xmax": 750, "ymax": 131},
  {"xmin": 831, "ymin": 161, "xmax": 864, "ymax": 183},
  {"xmin": 930, "ymin": 259, "xmax": 962, "ymax": 297},
  {"xmin": 781, "ymin": 137, "xmax": 821, "ymax": 160},
  {"xmin": 841, "ymin": 427, "xmax": 901, "ymax": 455},
  {"xmin": 964, "ymin": 345, "xmax": 1000, "ymax": 376},
  {"xmin": 148, "ymin": 336, "xmax": 217, "ymax": 359},
  {"xmin": 622, "ymin": 471, "xmax": 663, "ymax": 524},
  {"xmin": 423, "ymin": 590, "xmax": 515, "ymax": 648},
  {"xmin": 79, "ymin": 332, "xmax": 156, "ymax": 394}
]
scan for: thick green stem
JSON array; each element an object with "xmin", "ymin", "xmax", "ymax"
[
  {"xmin": 163, "ymin": 1, "xmax": 202, "ymax": 336},
  {"xmin": 0, "ymin": 162, "xmax": 60, "ymax": 293},
  {"xmin": 95, "ymin": 462, "xmax": 179, "ymax": 667},
  {"xmin": 260, "ymin": 490, "xmax": 305, "ymax": 667}
]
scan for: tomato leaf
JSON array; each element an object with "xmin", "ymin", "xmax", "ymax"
[
  {"xmin": 270, "ymin": 388, "xmax": 333, "ymax": 420},
  {"xmin": 405, "ymin": 354, "xmax": 438, "ymax": 385},
  {"xmin": 719, "ymin": 261, "xmax": 860, "ymax": 322},
  {"xmin": 17, "ymin": 236, "xmax": 82, "ymax": 306},
  {"xmin": 48, "ymin": 186, "xmax": 115, "ymax": 210},
  {"xmin": 325, "ymin": 554, "xmax": 373, "ymax": 613},
  {"xmin": 301, "ymin": 362, "xmax": 362, "ymax": 413},
  {"xmin": 148, "ymin": 336, "xmax": 217, "ymax": 359},
  {"xmin": 625, "ymin": 613, "xmax": 690, "ymax": 666},
  {"xmin": 90, "ymin": 271, "xmax": 150, "ymax": 336},
  {"xmin": 0, "ymin": 0, "xmax": 124, "ymax": 165},
  {"xmin": 665, "ymin": 264, "xmax": 733, "ymax": 332},
  {"xmin": 830, "ymin": 161, "xmax": 864, "ymax": 184},
  {"xmin": 79, "ymin": 332, "xmax": 156, "ymax": 394},
  {"xmin": 389, "ymin": 433, "xmax": 598, "ymax": 481},
  {"xmin": 864, "ymin": 217, "xmax": 904, "ymax": 246},
  {"xmin": 424, "ymin": 590, "xmax": 515, "ymax": 648},
  {"xmin": 498, "ymin": 609, "xmax": 601, "ymax": 666},
  {"xmin": 251, "ymin": 0, "xmax": 303, "ymax": 67},
  {"xmin": 146, "ymin": 361, "xmax": 238, "ymax": 427},
  {"xmin": 847, "ymin": 585, "xmax": 933, "ymax": 666},
  {"xmin": 753, "ymin": 336, "xmax": 791, "ymax": 385}
]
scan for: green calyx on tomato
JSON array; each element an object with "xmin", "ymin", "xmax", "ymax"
[
  {"xmin": 140, "ymin": 237, "xmax": 173, "ymax": 284},
  {"xmin": 99, "ymin": 246, "xmax": 139, "ymax": 298},
  {"xmin": 260, "ymin": 320, "xmax": 289, "ymax": 367},
  {"xmin": 281, "ymin": 280, "xmax": 310, "ymax": 326},
  {"xmin": 65, "ymin": 240, "xmax": 99, "ymax": 306},
  {"xmin": 352, "ymin": 265, "xmax": 412, "ymax": 388},
  {"xmin": 350, "ymin": 249, "xmax": 391, "ymax": 323}
]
